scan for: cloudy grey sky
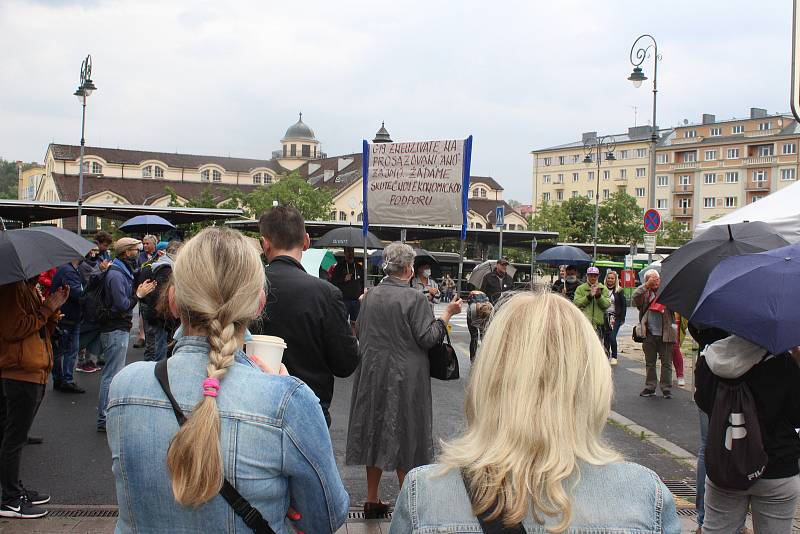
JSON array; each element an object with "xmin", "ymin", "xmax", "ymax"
[{"xmin": 0, "ymin": 0, "xmax": 794, "ymax": 202}]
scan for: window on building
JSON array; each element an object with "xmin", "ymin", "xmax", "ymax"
[
  {"xmin": 556, "ymin": 174, "xmax": 564, "ymax": 183},
  {"xmin": 543, "ymin": 157, "xmax": 552, "ymax": 166},
  {"xmin": 636, "ymin": 168, "xmax": 646, "ymax": 178},
  {"xmin": 142, "ymin": 165, "xmax": 152, "ymax": 178},
  {"xmin": 752, "ymin": 170, "xmax": 767, "ymax": 183},
  {"xmin": 783, "ymin": 143, "xmax": 797, "ymax": 155},
  {"xmin": 154, "ymin": 166, "xmax": 164, "ymax": 178},
  {"xmin": 542, "ymin": 192, "xmax": 551, "ymax": 202},
  {"xmin": 635, "ymin": 187, "xmax": 645, "ymax": 197},
  {"xmin": 679, "ymin": 198, "xmax": 691, "ymax": 209},
  {"xmin": 685, "ymin": 130, "xmax": 697, "ymax": 138},
  {"xmin": 725, "ymin": 171, "xmax": 739, "ymax": 183},
  {"xmin": 636, "ymin": 148, "xmax": 647, "ymax": 158},
  {"xmin": 703, "ymin": 197, "xmax": 716, "ymax": 208},
  {"xmin": 201, "ymin": 169, "xmax": 210, "ymax": 181},
  {"xmin": 704, "ymin": 173, "xmax": 717, "ymax": 184},
  {"xmin": 480, "ymin": 188, "xmax": 487, "ymax": 198},
  {"xmin": 91, "ymin": 162, "xmax": 102, "ymax": 174},
  {"xmin": 558, "ymin": 156, "xmax": 565, "ymax": 165},
  {"xmin": 679, "ymin": 175, "xmax": 691, "ymax": 185},
  {"xmin": 357, "ymin": 213, "xmax": 363, "ymax": 222},
  {"xmin": 725, "ymin": 197, "xmax": 738, "ymax": 208},
  {"xmin": 556, "ymin": 191, "xmax": 564, "ymax": 201},
  {"xmin": 573, "ymin": 154, "xmax": 581, "ymax": 163},
  {"xmin": 290, "ymin": 144, "xmax": 297, "ymax": 156},
  {"xmin": 264, "ymin": 173, "xmax": 273, "ymax": 184},
  {"xmin": 751, "ymin": 195, "xmax": 764, "ymax": 203},
  {"xmin": 657, "ymin": 175, "xmax": 669, "ymax": 187},
  {"xmin": 212, "ymin": 170, "xmax": 222, "ymax": 182},
  {"xmin": 684, "ymin": 152, "xmax": 697, "ymax": 162},
  {"xmin": 619, "ymin": 169, "xmax": 627, "ymax": 179},
  {"xmin": 587, "ymin": 190, "xmax": 594, "ymax": 199},
  {"xmin": 657, "ymin": 153, "xmax": 668, "ymax": 164},
  {"xmin": 587, "ymin": 171, "xmax": 594, "ymax": 181},
  {"xmin": 329, "ymin": 210, "xmax": 336, "ymax": 220},
  {"xmin": 781, "ymin": 168, "xmax": 796, "ymax": 181},
  {"xmin": 338, "ymin": 211, "xmax": 348, "ymax": 221},
  {"xmin": 620, "ymin": 150, "xmax": 629, "ymax": 159},
  {"xmin": 727, "ymin": 148, "xmax": 740, "ymax": 159},
  {"xmin": 758, "ymin": 122, "xmax": 771, "ymax": 131},
  {"xmin": 571, "ymin": 191, "xmax": 579, "ymax": 198},
  {"xmin": 657, "ymin": 199, "xmax": 668, "ymax": 209},
  {"xmin": 732, "ymin": 125, "xmax": 744, "ymax": 134},
  {"xmin": 705, "ymin": 150, "xmax": 716, "ymax": 160},
  {"xmin": 604, "ymin": 170, "xmax": 611, "ymax": 180},
  {"xmin": 710, "ymin": 128, "xmax": 721, "ymax": 136},
  {"xmin": 572, "ymin": 172, "xmax": 579, "ymax": 182},
  {"xmin": 543, "ymin": 175, "xmax": 551, "ymax": 183},
  {"xmin": 252, "ymin": 173, "xmax": 262, "ymax": 184},
  {"xmin": 599, "ymin": 188, "xmax": 608, "ymax": 199},
  {"xmin": 80, "ymin": 161, "xmax": 89, "ymax": 173},
  {"xmin": 302, "ymin": 144, "xmax": 311, "ymax": 157},
  {"xmin": 758, "ymin": 145, "xmax": 774, "ymax": 157}
]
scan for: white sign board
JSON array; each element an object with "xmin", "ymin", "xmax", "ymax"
[
  {"xmin": 366, "ymin": 139, "xmax": 467, "ymax": 226},
  {"xmin": 643, "ymin": 234, "xmax": 657, "ymax": 254},
  {"xmin": 624, "ymin": 254, "xmax": 633, "ymax": 268}
]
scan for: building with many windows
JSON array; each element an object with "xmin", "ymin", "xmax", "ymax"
[{"xmin": 531, "ymin": 108, "xmax": 800, "ymax": 230}]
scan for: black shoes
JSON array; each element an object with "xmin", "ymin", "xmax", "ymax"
[
  {"xmin": 363, "ymin": 500, "xmax": 390, "ymax": 519},
  {"xmin": 54, "ymin": 381, "xmax": 85, "ymax": 394},
  {"xmin": 0, "ymin": 495, "xmax": 48, "ymax": 518},
  {"xmin": 663, "ymin": 391, "xmax": 673, "ymax": 399},
  {"xmin": 132, "ymin": 339, "xmax": 145, "ymax": 348},
  {"xmin": 26, "ymin": 436, "xmax": 43, "ymax": 445},
  {"xmin": 22, "ymin": 486, "xmax": 50, "ymax": 506},
  {"xmin": 639, "ymin": 388, "xmax": 656, "ymax": 397}
]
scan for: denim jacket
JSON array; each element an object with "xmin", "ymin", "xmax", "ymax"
[
  {"xmin": 106, "ymin": 336, "xmax": 349, "ymax": 534},
  {"xmin": 389, "ymin": 462, "xmax": 680, "ymax": 534}
]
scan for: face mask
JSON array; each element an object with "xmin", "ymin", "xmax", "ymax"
[
  {"xmin": 422, "ymin": 269, "xmax": 431, "ymax": 278},
  {"xmin": 566, "ymin": 275, "xmax": 577, "ymax": 283}
]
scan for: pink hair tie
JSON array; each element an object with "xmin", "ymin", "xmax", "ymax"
[{"xmin": 202, "ymin": 378, "xmax": 220, "ymax": 398}]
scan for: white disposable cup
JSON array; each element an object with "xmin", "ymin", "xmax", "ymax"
[{"xmin": 247, "ymin": 335, "xmax": 287, "ymax": 372}]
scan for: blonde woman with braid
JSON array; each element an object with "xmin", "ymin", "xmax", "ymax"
[
  {"xmin": 389, "ymin": 291, "xmax": 680, "ymax": 533},
  {"xmin": 106, "ymin": 227, "xmax": 348, "ymax": 533}
]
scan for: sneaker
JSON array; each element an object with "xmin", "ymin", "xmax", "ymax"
[
  {"xmin": 57, "ymin": 382, "xmax": 85, "ymax": 394},
  {"xmin": 76, "ymin": 362, "xmax": 100, "ymax": 373},
  {"xmin": 663, "ymin": 391, "xmax": 673, "ymax": 399},
  {"xmin": 133, "ymin": 339, "xmax": 145, "ymax": 349},
  {"xmin": 639, "ymin": 389, "xmax": 656, "ymax": 397},
  {"xmin": 610, "ymin": 357, "xmax": 618, "ymax": 366},
  {"xmin": 677, "ymin": 377, "xmax": 686, "ymax": 387},
  {"xmin": 0, "ymin": 495, "xmax": 48, "ymax": 518},
  {"xmin": 21, "ymin": 486, "xmax": 50, "ymax": 506}
]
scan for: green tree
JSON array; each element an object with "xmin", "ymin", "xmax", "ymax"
[
  {"xmin": 658, "ymin": 219, "xmax": 693, "ymax": 246},
  {"xmin": 239, "ymin": 171, "xmax": 332, "ymax": 220},
  {"xmin": 0, "ymin": 158, "xmax": 22, "ymax": 199},
  {"xmin": 165, "ymin": 185, "xmax": 238, "ymax": 236},
  {"xmin": 598, "ymin": 192, "xmax": 643, "ymax": 245},
  {"xmin": 558, "ymin": 196, "xmax": 596, "ymax": 243},
  {"xmin": 527, "ymin": 201, "xmax": 567, "ymax": 234}
]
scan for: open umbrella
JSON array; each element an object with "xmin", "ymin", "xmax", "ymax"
[
  {"xmin": 119, "ymin": 215, "xmax": 175, "ymax": 234},
  {"xmin": 656, "ymin": 222, "xmax": 789, "ymax": 317},
  {"xmin": 692, "ymin": 243, "xmax": 800, "ymax": 355},
  {"xmin": 0, "ymin": 226, "xmax": 96, "ymax": 285},
  {"xmin": 536, "ymin": 245, "xmax": 592, "ymax": 266},
  {"xmin": 313, "ymin": 227, "xmax": 383, "ymax": 249},
  {"xmin": 637, "ymin": 261, "xmax": 661, "ymax": 284},
  {"xmin": 467, "ymin": 260, "xmax": 517, "ymax": 289}
]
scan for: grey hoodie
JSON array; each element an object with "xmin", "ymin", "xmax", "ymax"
[
  {"xmin": 703, "ymin": 335, "xmax": 768, "ymax": 379},
  {"xmin": 149, "ymin": 253, "xmax": 174, "ymax": 275}
]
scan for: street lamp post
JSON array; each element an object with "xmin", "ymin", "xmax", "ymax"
[
  {"xmin": 73, "ymin": 55, "xmax": 97, "ymax": 236},
  {"xmin": 628, "ymin": 34, "xmax": 660, "ymax": 262},
  {"xmin": 583, "ymin": 135, "xmax": 616, "ymax": 262}
]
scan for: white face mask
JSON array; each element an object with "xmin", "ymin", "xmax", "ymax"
[
  {"xmin": 566, "ymin": 275, "xmax": 577, "ymax": 283},
  {"xmin": 422, "ymin": 269, "xmax": 431, "ymax": 278}
]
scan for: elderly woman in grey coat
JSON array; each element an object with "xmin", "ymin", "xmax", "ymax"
[{"xmin": 346, "ymin": 242, "xmax": 462, "ymax": 518}]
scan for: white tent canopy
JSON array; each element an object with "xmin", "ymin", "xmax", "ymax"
[{"xmin": 693, "ymin": 180, "xmax": 800, "ymax": 243}]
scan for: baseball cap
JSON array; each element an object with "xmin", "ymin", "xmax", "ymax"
[
  {"xmin": 587, "ymin": 266, "xmax": 600, "ymax": 275},
  {"xmin": 497, "ymin": 257, "xmax": 510, "ymax": 265},
  {"xmin": 114, "ymin": 237, "xmax": 142, "ymax": 255}
]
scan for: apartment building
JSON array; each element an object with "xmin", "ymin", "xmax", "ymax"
[
  {"xmin": 655, "ymin": 108, "xmax": 800, "ymax": 229},
  {"xmin": 531, "ymin": 126, "xmax": 660, "ymax": 212}
]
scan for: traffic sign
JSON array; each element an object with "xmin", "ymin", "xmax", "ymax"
[
  {"xmin": 643, "ymin": 208, "xmax": 661, "ymax": 234},
  {"xmin": 495, "ymin": 206, "xmax": 504, "ymax": 228},
  {"xmin": 643, "ymin": 234, "xmax": 657, "ymax": 254}
]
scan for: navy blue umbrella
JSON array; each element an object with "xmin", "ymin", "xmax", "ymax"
[
  {"xmin": 119, "ymin": 215, "xmax": 175, "ymax": 234},
  {"xmin": 536, "ymin": 245, "xmax": 592, "ymax": 266},
  {"xmin": 691, "ymin": 242, "xmax": 800, "ymax": 355}
]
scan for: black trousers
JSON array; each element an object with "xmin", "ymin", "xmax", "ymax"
[
  {"xmin": 0, "ymin": 378, "xmax": 45, "ymax": 501},
  {"xmin": 468, "ymin": 324, "xmax": 480, "ymax": 362}
]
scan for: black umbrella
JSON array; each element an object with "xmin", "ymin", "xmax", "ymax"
[
  {"xmin": 656, "ymin": 221, "xmax": 789, "ymax": 317},
  {"xmin": 314, "ymin": 227, "xmax": 384, "ymax": 249},
  {"xmin": 0, "ymin": 226, "xmax": 96, "ymax": 286}
]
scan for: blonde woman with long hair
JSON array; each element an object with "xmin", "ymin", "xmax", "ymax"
[
  {"xmin": 389, "ymin": 291, "xmax": 679, "ymax": 533},
  {"xmin": 106, "ymin": 227, "xmax": 348, "ymax": 533},
  {"xmin": 603, "ymin": 269, "xmax": 627, "ymax": 365}
]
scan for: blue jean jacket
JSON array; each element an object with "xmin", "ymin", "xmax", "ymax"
[
  {"xmin": 106, "ymin": 336, "xmax": 349, "ymax": 533},
  {"xmin": 389, "ymin": 462, "xmax": 680, "ymax": 533}
]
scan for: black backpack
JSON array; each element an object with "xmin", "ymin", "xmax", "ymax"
[
  {"xmin": 705, "ymin": 362, "xmax": 769, "ymax": 491},
  {"xmin": 80, "ymin": 268, "xmax": 113, "ymax": 326}
]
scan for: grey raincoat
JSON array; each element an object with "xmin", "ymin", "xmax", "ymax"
[{"xmin": 345, "ymin": 276, "xmax": 447, "ymax": 472}]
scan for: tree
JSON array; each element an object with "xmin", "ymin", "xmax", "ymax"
[
  {"xmin": 527, "ymin": 201, "xmax": 567, "ymax": 234},
  {"xmin": 598, "ymin": 192, "xmax": 643, "ymax": 245},
  {"xmin": 658, "ymin": 219, "xmax": 693, "ymax": 247},
  {"xmin": 0, "ymin": 158, "xmax": 22, "ymax": 199},
  {"xmin": 165, "ymin": 185, "xmax": 238, "ymax": 236},
  {"xmin": 557, "ymin": 196, "xmax": 596, "ymax": 243},
  {"xmin": 239, "ymin": 171, "xmax": 332, "ymax": 220}
]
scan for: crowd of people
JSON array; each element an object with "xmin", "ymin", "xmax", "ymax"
[{"xmin": 0, "ymin": 211, "xmax": 797, "ymax": 533}]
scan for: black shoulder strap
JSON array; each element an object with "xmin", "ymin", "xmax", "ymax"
[
  {"xmin": 460, "ymin": 471, "xmax": 527, "ymax": 534},
  {"xmin": 153, "ymin": 360, "xmax": 275, "ymax": 534}
]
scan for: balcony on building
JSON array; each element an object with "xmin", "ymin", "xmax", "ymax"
[
  {"xmin": 743, "ymin": 155, "xmax": 776, "ymax": 166},
  {"xmin": 745, "ymin": 178, "xmax": 771, "ymax": 191},
  {"xmin": 673, "ymin": 182, "xmax": 694, "ymax": 194},
  {"xmin": 672, "ymin": 206, "xmax": 693, "ymax": 217}
]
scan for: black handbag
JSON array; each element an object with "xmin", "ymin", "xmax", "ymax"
[{"xmin": 428, "ymin": 325, "xmax": 460, "ymax": 381}]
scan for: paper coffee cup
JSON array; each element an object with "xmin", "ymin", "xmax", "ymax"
[{"xmin": 247, "ymin": 335, "xmax": 287, "ymax": 372}]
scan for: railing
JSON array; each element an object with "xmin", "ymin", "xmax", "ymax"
[
  {"xmin": 746, "ymin": 179, "xmax": 771, "ymax": 191},
  {"xmin": 675, "ymin": 161, "xmax": 698, "ymax": 170},
  {"xmin": 673, "ymin": 183, "xmax": 694, "ymax": 193},
  {"xmin": 672, "ymin": 137, "xmax": 702, "ymax": 145},
  {"xmin": 271, "ymin": 150, "xmax": 327, "ymax": 160},
  {"xmin": 672, "ymin": 207, "xmax": 692, "ymax": 217},
  {"xmin": 744, "ymin": 129, "xmax": 780, "ymax": 138},
  {"xmin": 743, "ymin": 156, "xmax": 776, "ymax": 165}
]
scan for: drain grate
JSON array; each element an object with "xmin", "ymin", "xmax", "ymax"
[
  {"xmin": 676, "ymin": 509, "xmax": 698, "ymax": 517},
  {"xmin": 47, "ymin": 506, "xmax": 119, "ymax": 518},
  {"xmin": 348, "ymin": 508, "xmax": 392, "ymax": 520},
  {"xmin": 662, "ymin": 479, "xmax": 697, "ymax": 501}
]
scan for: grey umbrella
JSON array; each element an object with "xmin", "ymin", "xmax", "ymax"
[
  {"xmin": 314, "ymin": 227, "xmax": 384, "ymax": 249},
  {"xmin": 0, "ymin": 226, "xmax": 96, "ymax": 286},
  {"xmin": 468, "ymin": 260, "xmax": 517, "ymax": 289}
]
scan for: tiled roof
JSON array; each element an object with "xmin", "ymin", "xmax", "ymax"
[
  {"xmin": 470, "ymin": 176, "xmax": 503, "ymax": 191},
  {"xmin": 48, "ymin": 144, "xmax": 286, "ymax": 174},
  {"xmin": 468, "ymin": 198, "xmax": 519, "ymax": 224},
  {"xmin": 533, "ymin": 128, "xmax": 672, "ymax": 153},
  {"xmin": 51, "ymin": 173, "xmax": 258, "ymax": 204},
  {"xmin": 301, "ymin": 153, "xmax": 363, "ymax": 197}
]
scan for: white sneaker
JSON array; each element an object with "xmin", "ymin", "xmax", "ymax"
[
  {"xmin": 677, "ymin": 377, "xmax": 686, "ymax": 387},
  {"xmin": 610, "ymin": 358, "xmax": 618, "ymax": 366}
]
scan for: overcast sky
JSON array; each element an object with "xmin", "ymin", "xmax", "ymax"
[{"xmin": 0, "ymin": 0, "xmax": 794, "ymax": 202}]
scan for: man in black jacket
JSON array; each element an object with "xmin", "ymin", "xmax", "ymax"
[
  {"xmin": 256, "ymin": 206, "xmax": 359, "ymax": 426},
  {"xmin": 480, "ymin": 257, "xmax": 513, "ymax": 304}
]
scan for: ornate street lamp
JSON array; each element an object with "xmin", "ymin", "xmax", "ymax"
[
  {"xmin": 583, "ymin": 135, "xmax": 616, "ymax": 261},
  {"xmin": 74, "ymin": 55, "xmax": 97, "ymax": 235}
]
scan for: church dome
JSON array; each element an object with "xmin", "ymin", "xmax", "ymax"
[
  {"xmin": 282, "ymin": 113, "xmax": 317, "ymax": 141},
  {"xmin": 373, "ymin": 121, "xmax": 392, "ymax": 143}
]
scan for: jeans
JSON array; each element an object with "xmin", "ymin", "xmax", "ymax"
[
  {"xmin": 604, "ymin": 321, "xmax": 621, "ymax": 358},
  {"xmin": 97, "ymin": 330, "xmax": 130, "ymax": 428},
  {"xmin": 703, "ymin": 476, "xmax": 800, "ymax": 533},
  {"xmin": 143, "ymin": 319, "xmax": 168, "ymax": 362},
  {"xmin": 154, "ymin": 325, "xmax": 168, "ymax": 362},
  {"xmin": 53, "ymin": 322, "xmax": 80, "ymax": 384},
  {"xmin": 697, "ymin": 409, "xmax": 708, "ymax": 526},
  {"xmin": 0, "ymin": 379, "xmax": 45, "ymax": 501},
  {"xmin": 343, "ymin": 300, "xmax": 360, "ymax": 322},
  {"xmin": 642, "ymin": 336, "xmax": 673, "ymax": 393}
]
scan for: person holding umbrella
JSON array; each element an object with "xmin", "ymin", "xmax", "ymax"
[
  {"xmin": 480, "ymin": 257, "xmax": 513, "ymax": 304},
  {"xmin": 0, "ymin": 278, "xmax": 69, "ymax": 518},
  {"xmin": 552, "ymin": 265, "xmax": 580, "ymax": 300},
  {"xmin": 330, "ymin": 247, "xmax": 364, "ymax": 326},
  {"xmin": 632, "ymin": 270, "xmax": 676, "ymax": 399}
]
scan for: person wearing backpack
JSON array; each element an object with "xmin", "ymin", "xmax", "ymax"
[
  {"xmin": 95, "ymin": 238, "xmax": 156, "ymax": 433},
  {"xmin": 695, "ymin": 335, "xmax": 800, "ymax": 533},
  {"xmin": 50, "ymin": 261, "xmax": 85, "ymax": 394},
  {"xmin": 138, "ymin": 241, "xmax": 182, "ymax": 362}
]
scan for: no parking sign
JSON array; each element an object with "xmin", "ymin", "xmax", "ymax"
[{"xmin": 644, "ymin": 208, "xmax": 661, "ymax": 234}]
